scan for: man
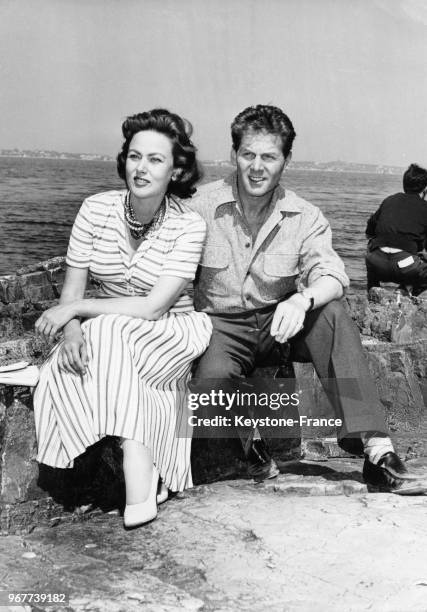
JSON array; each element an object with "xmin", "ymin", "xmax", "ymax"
[
  {"xmin": 190, "ymin": 104, "xmax": 423, "ymax": 493},
  {"xmin": 366, "ymin": 163, "xmax": 427, "ymax": 295}
]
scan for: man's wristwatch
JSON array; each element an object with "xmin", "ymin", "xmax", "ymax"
[{"xmin": 300, "ymin": 288, "xmax": 315, "ymax": 312}]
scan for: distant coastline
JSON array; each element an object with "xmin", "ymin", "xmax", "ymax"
[
  {"xmin": 0, "ymin": 149, "xmax": 112, "ymax": 162},
  {"xmin": 205, "ymin": 160, "xmax": 404, "ymax": 175},
  {"xmin": 0, "ymin": 149, "xmax": 404, "ymax": 175}
]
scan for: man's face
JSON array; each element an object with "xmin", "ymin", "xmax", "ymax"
[{"xmin": 235, "ymin": 130, "xmax": 288, "ymax": 200}]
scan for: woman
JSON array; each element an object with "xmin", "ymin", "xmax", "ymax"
[{"xmin": 33, "ymin": 109, "xmax": 212, "ymax": 528}]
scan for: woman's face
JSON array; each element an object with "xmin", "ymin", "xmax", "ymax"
[{"xmin": 125, "ymin": 130, "xmax": 175, "ymax": 203}]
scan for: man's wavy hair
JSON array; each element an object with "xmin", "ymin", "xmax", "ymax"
[
  {"xmin": 231, "ymin": 105, "xmax": 296, "ymax": 158},
  {"xmin": 403, "ymin": 164, "xmax": 427, "ymax": 194},
  {"xmin": 117, "ymin": 108, "xmax": 202, "ymax": 198}
]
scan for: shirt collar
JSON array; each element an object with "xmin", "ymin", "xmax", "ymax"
[{"xmin": 212, "ymin": 172, "xmax": 304, "ymax": 213}]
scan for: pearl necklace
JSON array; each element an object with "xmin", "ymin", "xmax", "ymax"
[{"xmin": 124, "ymin": 191, "xmax": 166, "ymax": 240}]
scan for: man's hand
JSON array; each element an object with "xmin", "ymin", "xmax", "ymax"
[
  {"xmin": 35, "ymin": 303, "xmax": 77, "ymax": 342},
  {"xmin": 58, "ymin": 329, "xmax": 88, "ymax": 375},
  {"xmin": 270, "ymin": 298, "xmax": 306, "ymax": 343}
]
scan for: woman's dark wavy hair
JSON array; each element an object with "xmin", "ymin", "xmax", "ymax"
[
  {"xmin": 231, "ymin": 104, "xmax": 296, "ymax": 158},
  {"xmin": 403, "ymin": 163, "xmax": 427, "ymax": 194},
  {"xmin": 117, "ymin": 108, "xmax": 202, "ymax": 198}
]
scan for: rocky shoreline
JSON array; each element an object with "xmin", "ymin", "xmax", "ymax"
[{"xmin": 0, "ymin": 258, "xmax": 426, "ymax": 534}]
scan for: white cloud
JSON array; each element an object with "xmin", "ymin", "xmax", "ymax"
[{"xmin": 374, "ymin": 0, "xmax": 427, "ymax": 26}]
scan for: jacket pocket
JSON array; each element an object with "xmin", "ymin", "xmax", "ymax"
[
  {"xmin": 197, "ymin": 243, "xmax": 230, "ymax": 297},
  {"xmin": 264, "ymin": 252, "xmax": 300, "ymax": 277},
  {"xmin": 261, "ymin": 252, "xmax": 300, "ymax": 299},
  {"xmin": 199, "ymin": 244, "xmax": 229, "ymax": 269}
]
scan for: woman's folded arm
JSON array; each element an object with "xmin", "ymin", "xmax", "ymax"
[
  {"xmin": 35, "ymin": 274, "xmax": 190, "ymax": 340},
  {"xmin": 74, "ymin": 275, "xmax": 190, "ymax": 321},
  {"xmin": 60, "ymin": 266, "xmax": 89, "ymax": 338}
]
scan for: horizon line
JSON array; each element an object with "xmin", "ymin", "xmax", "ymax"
[{"xmin": 0, "ymin": 150, "xmax": 406, "ymax": 170}]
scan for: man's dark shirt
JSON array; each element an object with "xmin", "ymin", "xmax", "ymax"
[{"xmin": 366, "ymin": 192, "xmax": 427, "ymax": 254}]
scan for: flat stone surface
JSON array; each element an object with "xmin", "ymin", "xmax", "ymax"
[{"xmin": 1, "ymin": 458, "xmax": 427, "ymax": 611}]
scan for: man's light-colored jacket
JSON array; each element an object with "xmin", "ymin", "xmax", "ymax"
[{"xmin": 189, "ymin": 173, "xmax": 349, "ymax": 314}]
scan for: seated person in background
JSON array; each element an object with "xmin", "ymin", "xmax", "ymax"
[
  {"xmin": 33, "ymin": 109, "xmax": 212, "ymax": 529},
  {"xmin": 190, "ymin": 104, "xmax": 425, "ymax": 493},
  {"xmin": 365, "ymin": 164, "xmax": 427, "ymax": 295}
]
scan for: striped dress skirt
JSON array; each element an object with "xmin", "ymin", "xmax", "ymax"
[{"xmin": 33, "ymin": 311, "xmax": 212, "ymax": 492}]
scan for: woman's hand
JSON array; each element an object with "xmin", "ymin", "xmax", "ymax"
[
  {"xmin": 35, "ymin": 303, "xmax": 77, "ymax": 341},
  {"xmin": 58, "ymin": 329, "xmax": 88, "ymax": 375}
]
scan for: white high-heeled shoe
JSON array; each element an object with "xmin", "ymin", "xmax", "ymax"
[
  {"xmin": 0, "ymin": 362, "xmax": 39, "ymax": 387},
  {"xmin": 124, "ymin": 466, "xmax": 159, "ymax": 529},
  {"xmin": 157, "ymin": 481, "xmax": 168, "ymax": 505}
]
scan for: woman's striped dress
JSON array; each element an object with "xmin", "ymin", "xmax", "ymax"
[{"xmin": 33, "ymin": 191, "xmax": 212, "ymax": 492}]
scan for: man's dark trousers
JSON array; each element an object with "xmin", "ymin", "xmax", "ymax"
[
  {"xmin": 366, "ymin": 247, "xmax": 427, "ymax": 294},
  {"xmin": 192, "ymin": 299, "xmax": 388, "ymax": 455}
]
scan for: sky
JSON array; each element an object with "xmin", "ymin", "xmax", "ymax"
[{"xmin": 0, "ymin": 0, "xmax": 426, "ymax": 166}]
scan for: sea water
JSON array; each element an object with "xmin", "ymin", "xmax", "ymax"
[{"xmin": 0, "ymin": 157, "xmax": 402, "ymax": 290}]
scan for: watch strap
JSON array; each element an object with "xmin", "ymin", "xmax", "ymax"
[{"xmin": 301, "ymin": 290, "xmax": 315, "ymax": 312}]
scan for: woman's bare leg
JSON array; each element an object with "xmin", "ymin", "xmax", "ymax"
[{"xmin": 122, "ymin": 439, "xmax": 156, "ymax": 505}]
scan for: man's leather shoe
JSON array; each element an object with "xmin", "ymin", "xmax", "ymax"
[
  {"xmin": 246, "ymin": 439, "xmax": 280, "ymax": 483},
  {"xmin": 363, "ymin": 452, "xmax": 427, "ymax": 495}
]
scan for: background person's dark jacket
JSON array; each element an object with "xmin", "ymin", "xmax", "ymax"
[{"xmin": 366, "ymin": 192, "xmax": 427, "ymax": 254}]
